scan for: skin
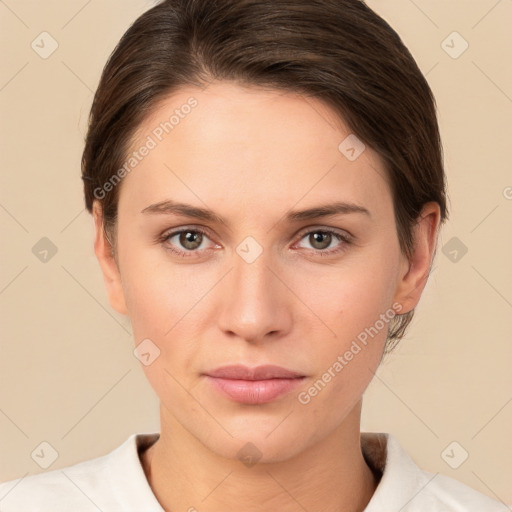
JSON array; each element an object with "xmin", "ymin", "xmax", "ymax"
[{"xmin": 93, "ymin": 81, "xmax": 441, "ymax": 512}]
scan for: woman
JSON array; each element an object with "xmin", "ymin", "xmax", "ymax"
[{"xmin": 0, "ymin": 0, "xmax": 505, "ymax": 510}]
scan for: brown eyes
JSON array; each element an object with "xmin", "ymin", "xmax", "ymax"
[
  {"xmin": 159, "ymin": 227, "xmax": 352, "ymax": 259},
  {"xmin": 175, "ymin": 230, "xmax": 205, "ymax": 251}
]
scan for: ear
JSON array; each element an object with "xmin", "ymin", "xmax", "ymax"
[
  {"xmin": 393, "ymin": 202, "xmax": 442, "ymax": 314},
  {"xmin": 92, "ymin": 200, "xmax": 128, "ymax": 316}
]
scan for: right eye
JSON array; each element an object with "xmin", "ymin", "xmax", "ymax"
[{"xmin": 159, "ymin": 227, "xmax": 219, "ymax": 258}]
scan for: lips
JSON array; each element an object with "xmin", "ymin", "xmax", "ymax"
[
  {"xmin": 204, "ymin": 364, "xmax": 305, "ymax": 380},
  {"xmin": 203, "ymin": 365, "xmax": 306, "ymax": 405}
]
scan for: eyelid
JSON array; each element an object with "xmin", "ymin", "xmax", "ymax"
[
  {"xmin": 294, "ymin": 224, "xmax": 354, "ymax": 241},
  {"xmin": 160, "ymin": 224, "xmax": 217, "ymax": 241}
]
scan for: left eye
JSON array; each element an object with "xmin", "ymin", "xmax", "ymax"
[{"xmin": 296, "ymin": 230, "xmax": 349, "ymax": 253}]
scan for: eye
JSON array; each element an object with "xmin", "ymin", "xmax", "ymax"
[
  {"xmin": 158, "ymin": 226, "xmax": 352, "ymax": 259},
  {"xmin": 159, "ymin": 227, "xmax": 218, "ymax": 258},
  {"xmin": 295, "ymin": 228, "xmax": 352, "ymax": 256}
]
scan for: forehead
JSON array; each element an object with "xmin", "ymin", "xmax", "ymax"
[{"xmin": 118, "ymin": 81, "xmax": 392, "ymax": 220}]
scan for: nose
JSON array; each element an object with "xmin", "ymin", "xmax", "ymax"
[{"xmin": 216, "ymin": 246, "xmax": 292, "ymax": 343}]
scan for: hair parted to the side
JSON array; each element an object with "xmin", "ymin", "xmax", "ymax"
[{"xmin": 81, "ymin": 0, "xmax": 448, "ymax": 354}]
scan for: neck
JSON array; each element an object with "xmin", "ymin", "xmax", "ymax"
[{"xmin": 142, "ymin": 401, "xmax": 379, "ymax": 512}]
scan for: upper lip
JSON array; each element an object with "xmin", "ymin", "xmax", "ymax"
[{"xmin": 204, "ymin": 364, "xmax": 305, "ymax": 380}]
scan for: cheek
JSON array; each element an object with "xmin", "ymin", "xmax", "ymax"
[
  {"xmin": 293, "ymin": 271, "xmax": 392, "ymax": 421},
  {"xmin": 122, "ymin": 269, "xmax": 172, "ymax": 343},
  {"xmin": 292, "ymin": 250, "xmax": 399, "ymax": 343},
  {"xmin": 119, "ymin": 239, "xmax": 197, "ymax": 341},
  {"xmin": 119, "ymin": 245, "xmax": 211, "ymax": 368},
  {"xmin": 288, "ymin": 247, "xmax": 399, "ymax": 405},
  {"xmin": 121, "ymin": 258, "xmax": 203, "ymax": 403}
]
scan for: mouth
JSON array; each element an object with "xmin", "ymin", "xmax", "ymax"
[{"xmin": 203, "ymin": 364, "xmax": 306, "ymax": 405}]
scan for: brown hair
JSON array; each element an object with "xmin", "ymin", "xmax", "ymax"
[{"xmin": 81, "ymin": 0, "xmax": 448, "ymax": 353}]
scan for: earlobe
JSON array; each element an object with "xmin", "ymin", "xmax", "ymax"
[
  {"xmin": 393, "ymin": 202, "xmax": 441, "ymax": 314},
  {"xmin": 92, "ymin": 201, "xmax": 129, "ymax": 316}
]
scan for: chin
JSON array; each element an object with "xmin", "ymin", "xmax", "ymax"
[{"xmin": 207, "ymin": 432, "xmax": 308, "ymax": 466}]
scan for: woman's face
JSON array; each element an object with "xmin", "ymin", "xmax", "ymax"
[{"xmin": 95, "ymin": 82, "xmax": 426, "ymax": 462}]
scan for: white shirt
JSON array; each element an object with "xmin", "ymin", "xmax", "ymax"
[{"xmin": 0, "ymin": 431, "xmax": 506, "ymax": 511}]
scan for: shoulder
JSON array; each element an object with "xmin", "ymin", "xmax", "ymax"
[
  {"xmin": 362, "ymin": 432, "xmax": 508, "ymax": 511},
  {"xmin": 0, "ymin": 432, "xmax": 162, "ymax": 512},
  {"xmin": 0, "ymin": 450, "xmax": 113, "ymax": 511},
  {"xmin": 421, "ymin": 470, "xmax": 508, "ymax": 511}
]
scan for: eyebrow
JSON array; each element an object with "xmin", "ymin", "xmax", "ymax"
[{"xmin": 140, "ymin": 199, "xmax": 371, "ymax": 224}]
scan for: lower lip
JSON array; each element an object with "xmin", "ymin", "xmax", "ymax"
[{"xmin": 205, "ymin": 376, "xmax": 305, "ymax": 404}]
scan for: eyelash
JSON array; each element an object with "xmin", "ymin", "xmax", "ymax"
[{"xmin": 158, "ymin": 226, "xmax": 353, "ymax": 259}]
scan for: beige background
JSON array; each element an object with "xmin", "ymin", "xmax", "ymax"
[{"xmin": 1, "ymin": 0, "xmax": 511, "ymax": 506}]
